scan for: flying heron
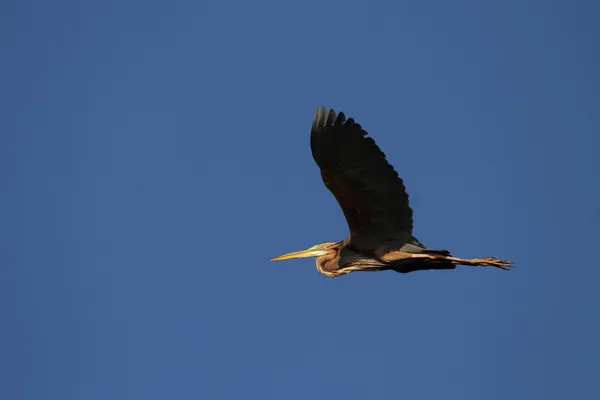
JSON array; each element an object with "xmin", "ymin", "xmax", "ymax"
[{"xmin": 271, "ymin": 106, "xmax": 514, "ymax": 278}]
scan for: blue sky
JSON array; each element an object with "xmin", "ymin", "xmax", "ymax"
[{"xmin": 2, "ymin": 0, "xmax": 600, "ymax": 399}]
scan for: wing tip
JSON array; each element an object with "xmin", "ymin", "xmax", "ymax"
[{"xmin": 312, "ymin": 105, "xmax": 346, "ymax": 131}]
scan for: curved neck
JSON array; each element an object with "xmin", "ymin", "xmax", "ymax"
[{"xmin": 315, "ymin": 247, "xmax": 342, "ymax": 277}]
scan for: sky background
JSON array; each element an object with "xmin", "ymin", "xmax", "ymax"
[{"xmin": 2, "ymin": 0, "xmax": 600, "ymax": 399}]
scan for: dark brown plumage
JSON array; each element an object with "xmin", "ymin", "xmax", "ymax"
[{"xmin": 310, "ymin": 107, "xmax": 413, "ymax": 252}]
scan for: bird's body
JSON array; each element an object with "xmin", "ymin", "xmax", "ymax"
[
  {"xmin": 271, "ymin": 106, "xmax": 514, "ymax": 277},
  {"xmin": 309, "ymin": 239, "xmax": 456, "ymax": 278}
]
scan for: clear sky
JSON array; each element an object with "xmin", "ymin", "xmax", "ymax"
[{"xmin": 3, "ymin": 0, "xmax": 600, "ymax": 399}]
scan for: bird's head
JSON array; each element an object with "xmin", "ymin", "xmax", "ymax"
[{"xmin": 270, "ymin": 242, "xmax": 340, "ymax": 261}]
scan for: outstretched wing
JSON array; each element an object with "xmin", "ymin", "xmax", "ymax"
[{"xmin": 310, "ymin": 106, "xmax": 414, "ymax": 252}]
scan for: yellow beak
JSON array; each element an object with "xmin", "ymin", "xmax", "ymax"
[{"xmin": 270, "ymin": 246, "xmax": 327, "ymax": 261}]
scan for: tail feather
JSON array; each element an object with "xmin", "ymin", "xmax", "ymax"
[
  {"xmin": 424, "ymin": 248, "xmax": 451, "ymax": 256},
  {"xmin": 409, "ymin": 236, "xmax": 451, "ymax": 256}
]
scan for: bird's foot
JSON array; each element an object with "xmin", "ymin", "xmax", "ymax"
[{"xmin": 470, "ymin": 256, "xmax": 514, "ymax": 270}]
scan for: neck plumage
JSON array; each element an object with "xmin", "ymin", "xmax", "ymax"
[{"xmin": 315, "ymin": 246, "xmax": 342, "ymax": 278}]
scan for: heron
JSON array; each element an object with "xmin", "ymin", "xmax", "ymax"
[{"xmin": 270, "ymin": 106, "xmax": 514, "ymax": 278}]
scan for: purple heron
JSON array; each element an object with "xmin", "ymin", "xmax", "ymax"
[{"xmin": 270, "ymin": 106, "xmax": 514, "ymax": 278}]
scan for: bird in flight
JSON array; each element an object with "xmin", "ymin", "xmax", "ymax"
[{"xmin": 271, "ymin": 106, "xmax": 514, "ymax": 278}]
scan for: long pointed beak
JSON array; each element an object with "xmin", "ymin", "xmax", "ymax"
[{"xmin": 270, "ymin": 248, "xmax": 326, "ymax": 261}]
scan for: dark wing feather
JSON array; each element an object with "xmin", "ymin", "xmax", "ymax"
[{"xmin": 310, "ymin": 106, "xmax": 414, "ymax": 252}]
